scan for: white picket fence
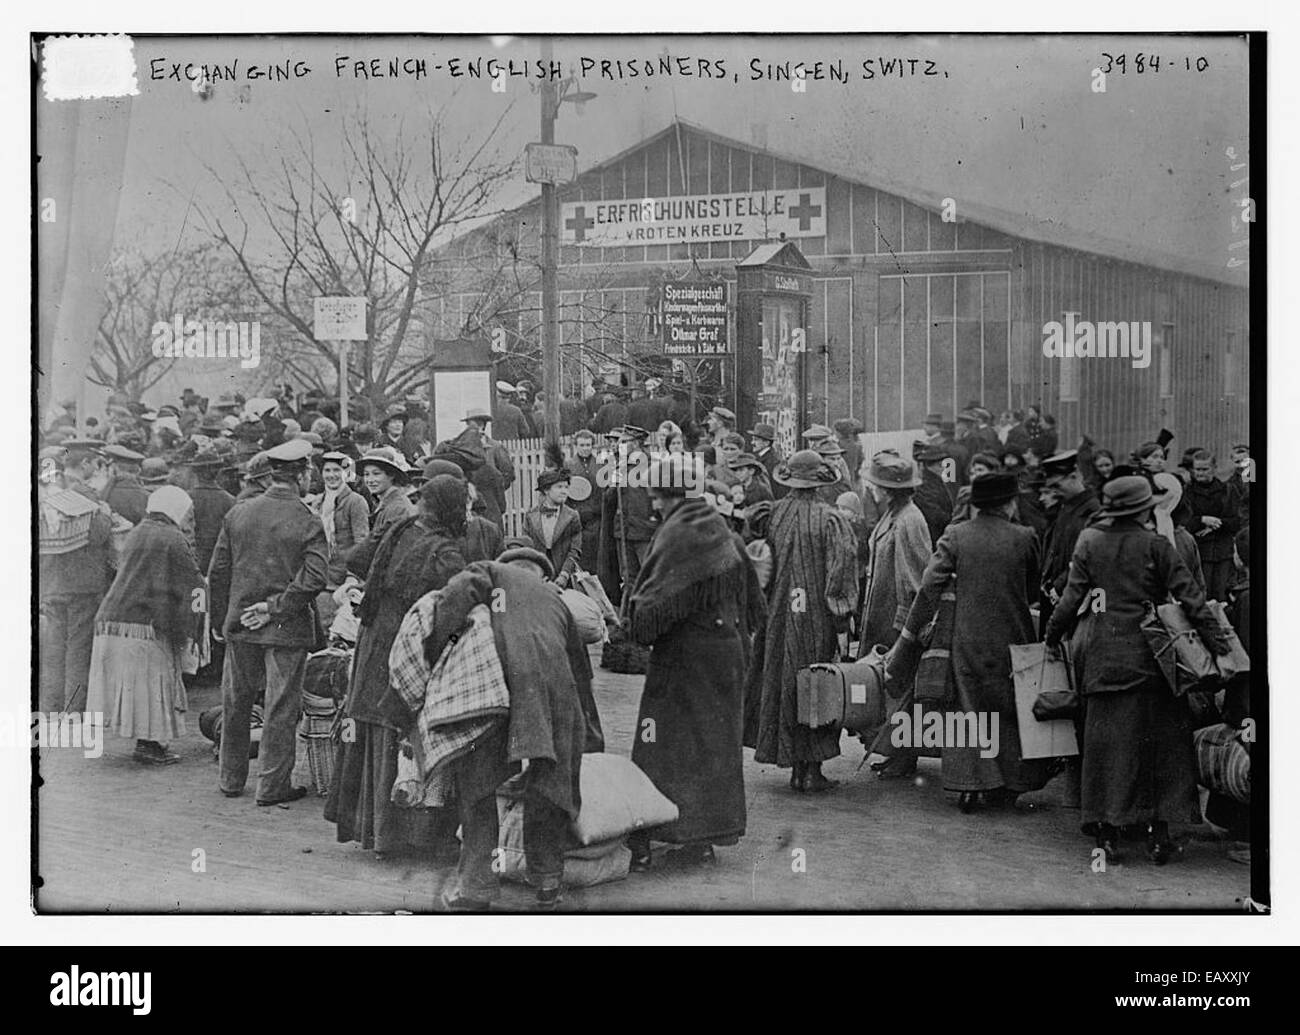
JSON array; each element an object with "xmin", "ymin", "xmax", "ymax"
[{"xmin": 500, "ymin": 428, "xmax": 927, "ymax": 538}]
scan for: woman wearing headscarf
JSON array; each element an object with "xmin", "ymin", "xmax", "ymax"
[
  {"xmin": 325, "ymin": 476, "xmax": 469, "ymax": 857},
  {"xmin": 1151, "ymin": 472, "xmax": 1205, "ymax": 591},
  {"xmin": 87, "ymin": 486, "xmax": 204, "ymax": 765},
  {"xmin": 1045, "ymin": 475, "xmax": 1230, "ymax": 864},
  {"xmin": 754, "ymin": 450, "xmax": 860, "ymax": 792}
]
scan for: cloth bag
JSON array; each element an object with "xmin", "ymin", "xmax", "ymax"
[
  {"xmin": 574, "ymin": 569, "xmax": 618, "ymax": 625},
  {"xmin": 568, "ymin": 752, "xmax": 679, "ymax": 846},
  {"xmin": 1206, "ymin": 600, "xmax": 1250, "ymax": 681},
  {"xmin": 1141, "ymin": 601, "xmax": 1219, "ymax": 696},
  {"xmin": 914, "ymin": 578, "xmax": 957, "ymax": 706},
  {"xmin": 561, "ymin": 588, "xmax": 607, "ymax": 644},
  {"xmin": 1193, "ymin": 722, "xmax": 1250, "ymax": 803}
]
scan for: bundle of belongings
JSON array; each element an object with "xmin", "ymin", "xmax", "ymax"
[
  {"xmin": 291, "ymin": 646, "xmax": 352, "ymax": 796},
  {"xmin": 388, "ymin": 601, "xmax": 510, "ymax": 809},
  {"xmin": 494, "ymin": 752, "xmax": 678, "ymax": 888}
]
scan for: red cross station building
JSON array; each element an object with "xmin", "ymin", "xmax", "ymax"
[{"xmin": 432, "ymin": 118, "xmax": 1250, "ymax": 459}]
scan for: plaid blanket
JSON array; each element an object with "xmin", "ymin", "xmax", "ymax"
[{"xmin": 389, "ymin": 599, "xmax": 508, "ymax": 781}]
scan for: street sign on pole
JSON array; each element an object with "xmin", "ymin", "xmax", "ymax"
[
  {"xmin": 313, "ymin": 297, "xmax": 368, "ymax": 341},
  {"xmin": 314, "ymin": 297, "xmax": 367, "ymax": 428},
  {"xmin": 525, "ymin": 142, "xmax": 578, "ymax": 185}
]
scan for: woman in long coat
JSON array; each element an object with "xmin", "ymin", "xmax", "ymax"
[
  {"xmin": 1045, "ymin": 475, "xmax": 1230, "ymax": 864},
  {"xmin": 625, "ymin": 458, "xmax": 766, "ymax": 868},
  {"xmin": 754, "ymin": 450, "xmax": 860, "ymax": 792},
  {"xmin": 357, "ymin": 448, "xmax": 415, "ymax": 547},
  {"xmin": 892, "ymin": 472, "xmax": 1051, "ymax": 810},
  {"xmin": 325, "ymin": 476, "xmax": 468, "ymax": 857},
  {"xmin": 87, "ymin": 485, "xmax": 204, "ymax": 764},
  {"xmin": 310, "ymin": 451, "xmax": 370, "ymax": 631}
]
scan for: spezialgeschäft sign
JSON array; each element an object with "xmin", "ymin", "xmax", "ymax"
[
  {"xmin": 661, "ymin": 281, "xmax": 729, "ymax": 357},
  {"xmin": 562, "ymin": 187, "xmax": 826, "ymax": 247}
]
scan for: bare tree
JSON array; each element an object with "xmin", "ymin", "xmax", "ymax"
[
  {"xmin": 192, "ymin": 103, "xmax": 519, "ymax": 412},
  {"xmin": 91, "ymin": 241, "xmax": 244, "ymax": 400}
]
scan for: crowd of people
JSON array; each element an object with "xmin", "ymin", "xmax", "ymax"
[{"xmin": 37, "ymin": 381, "xmax": 1254, "ymax": 909}]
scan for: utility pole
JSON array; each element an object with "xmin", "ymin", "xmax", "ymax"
[{"xmin": 539, "ymin": 37, "xmax": 561, "ymax": 447}]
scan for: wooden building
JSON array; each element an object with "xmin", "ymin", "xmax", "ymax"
[{"xmin": 432, "ymin": 118, "xmax": 1250, "ymax": 459}]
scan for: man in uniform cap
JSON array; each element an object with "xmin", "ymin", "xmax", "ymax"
[
  {"xmin": 1038, "ymin": 450, "xmax": 1101, "ymax": 625},
  {"xmin": 598, "ymin": 424, "xmax": 655, "ymax": 604},
  {"xmin": 39, "ymin": 439, "xmax": 115, "ymax": 713},
  {"xmin": 208, "ymin": 435, "xmax": 327, "ymax": 804},
  {"xmin": 101, "ymin": 444, "xmax": 150, "ymax": 525}
]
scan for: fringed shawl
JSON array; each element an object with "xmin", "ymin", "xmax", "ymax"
[{"xmin": 626, "ymin": 497, "xmax": 748, "ymax": 645}]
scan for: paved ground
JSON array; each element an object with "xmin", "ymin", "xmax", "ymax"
[{"xmin": 35, "ymin": 649, "xmax": 1250, "ymax": 913}]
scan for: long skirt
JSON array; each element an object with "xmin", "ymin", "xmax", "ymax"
[
  {"xmin": 86, "ymin": 621, "xmax": 187, "ymax": 742},
  {"xmin": 1081, "ymin": 682, "xmax": 1201, "ymax": 829},
  {"xmin": 632, "ymin": 623, "xmax": 746, "ymax": 846},
  {"xmin": 324, "ymin": 719, "xmax": 459, "ymax": 855}
]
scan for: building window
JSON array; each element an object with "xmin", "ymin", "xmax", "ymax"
[{"xmin": 1159, "ymin": 323, "xmax": 1174, "ymax": 399}]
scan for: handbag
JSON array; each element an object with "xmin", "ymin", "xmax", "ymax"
[{"xmin": 1030, "ymin": 642, "xmax": 1078, "ymax": 720}]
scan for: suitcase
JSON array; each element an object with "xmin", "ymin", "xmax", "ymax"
[{"xmin": 796, "ymin": 656, "xmax": 887, "ymax": 734}]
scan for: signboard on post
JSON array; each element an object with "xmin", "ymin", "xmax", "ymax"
[
  {"xmin": 314, "ymin": 297, "xmax": 367, "ymax": 428},
  {"xmin": 525, "ymin": 142, "xmax": 578, "ymax": 185},
  {"xmin": 661, "ymin": 280, "xmax": 730, "ymax": 357},
  {"xmin": 313, "ymin": 297, "xmax": 368, "ymax": 341}
]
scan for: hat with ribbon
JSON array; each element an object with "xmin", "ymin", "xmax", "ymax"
[
  {"xmin": 863, "ymin": 453, "xmax": 921, "ymax": 490},
  {"xmin": 773, "ymin": 449, "xmax": 837, "ymax": 489},
  {"xmin": 1099, "ymin": 474, "xmax": 1156, "ymax": 518}
]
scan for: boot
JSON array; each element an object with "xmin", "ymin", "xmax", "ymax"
[{"xmin": 804, "ymin": 762, "xmax": 838, "ymax": 793}]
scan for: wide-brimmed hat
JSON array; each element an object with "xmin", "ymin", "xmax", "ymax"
[
  {"xmin": 833, "ymin": 418, "xmax": 864, "ymax": 437},
  {"xmin": 801, "ymin": 423, "xmax": 833, "ymax": 442},
  {"xmin": 956, "ymin": 408, "xmax": 980, "ymax": 423},
  {"xmin": 1099, "ymin": 475, "xmax": 1156, "ymax": 517},
  {"xmin": 497, "ymin": 546, "xmax": 555, "ymax": 579},
  {"xmin": 381, "ymin": 405, "xmax": 408, "ymax": 425},
  {"xmin": 461, "ymin": 407, "xmax": 492, "ymax": 424},
  {"xmin": 815, "ymin": 440, "xmax": 846, "ymax": 458},
  {"xmin": 727, "ymin": 452, "xmax": 766, "ymax": 473},
  {"xmin": 969, "ymin": 471, "xmax": 1020, "ymax": 508},
  {"xmin": 773, "ymin": 450, "xmax": 837, "ymax": 489},
  {"xmin": 103, "ymin": 443, "xmax": 145, "ymax": 464},
  {"xmin": 181, "ymin": 448, "xmax": 225, "ymax": 469},
  {"xmin": 748, "ymin": 423, "xmax": 776, "ymax": 441},
  {"xmin": 915, "ymin": 443, "xmax": 948, "ymax": 463},
  {"xmin": 495, "ymin": 380, "xmax": 516, "ymax": 394},
  {"xmin": 139, "ymin": 458, "xmax": 171, "ymax": 484},
  {"xmin": 923, "ymin": 412, "xmax": 944, "ymax": 426},
  {"xmin": 617, "ymin": 424, "xmax": 650, "ymax": 441},
  {"xmin": 357, "ymin": 447, "xmax": 410, "ymax": 480},
  {"xmin": 863, "ymin": 453, "xmax": 921, "ymax": 489},
  {"xmin": 708, "ymin": 406, "xmax": 736, "ymax": 424}
]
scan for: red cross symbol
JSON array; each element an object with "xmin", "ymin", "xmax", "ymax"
[
  {"xmin": 565, "ymin": 206, "xmax": 594, "ymax": 242},
  {"xmin": 788, "ymin": 193, "xmax": 822, "ymax": 232}
]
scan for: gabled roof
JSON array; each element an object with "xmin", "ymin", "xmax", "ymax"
[
  {"xmin": 737, "ymin": 242, "xmax": 813, "ymax": 269},
  {"xmin": 475, "ymin": 118, "xmax": 1241, "ymax": 287}
]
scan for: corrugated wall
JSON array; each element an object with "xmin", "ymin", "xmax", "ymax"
[{"xmin": 1020, "ymin": 241, "xmax": 1249, "ymax": 463}]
